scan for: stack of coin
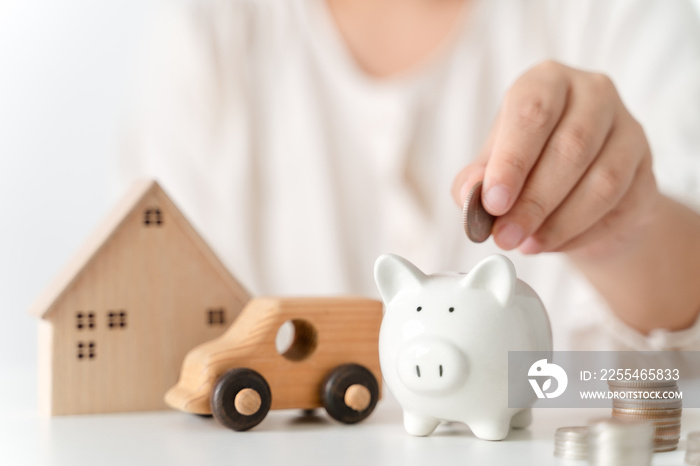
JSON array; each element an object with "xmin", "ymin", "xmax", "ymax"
[
  {"xmin": 553, "ymin": 426, "xmax": 589, "ymax": 461},
  {"xmin": 685, "ymin": 431, "xmax": 700, "ymax": 465},
  {"xmin": 608, "ymin": 379, "xmax": 682, "ymax": 452},
  {"xmin": 588, "ymin": 418, "xmax": 654, "ymax": 466}
]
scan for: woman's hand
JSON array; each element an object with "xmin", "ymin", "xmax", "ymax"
[{"xmin": 452, "ymin": 60, "xmax": 661, "ymax": 259}]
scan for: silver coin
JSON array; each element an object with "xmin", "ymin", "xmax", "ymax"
[
  {"xmin": 686, "ymin": 434, "xmax": 700, "ymax": 464},
  {"xmin": 609, "ymin": 385, "xmax": 680, "ymax": 395},
  {"xmin": 611, "ymin": 407, "xmax": 682, "ymax": 417},
  {"xmin": 686, "ymin": 451, "xmax": 700, "ymax": 465},
  {"xmin": 555, "ymin": 443, "xmax": 589, "ymax": 450},
  {"xmin": 655, "ymin": 433, "xmax": 681, "ymax": 442},
  {"xmin": 612, "ymin": 418, "xmax": 681, "ymax": 428},
  {"xmin": 654, "ymin": 442, "xmax": 681, "ymax": 450},
  {"xmin": 654, "ymin": 423, "xmax": 682, "ymax": 430},
  {"xmin": 612, "ymin": 400, "xmax": 682, "ymax": 410},
  {"xmin": 612, "ymin": 398, "xmax": 682, "ymax": 410},
  {"xmin": 607, "ymin": 379, "xmax": 678, "ymax": 389},
  {"xmin": 654, "ymin": 437, "xmax": 681, "ymax": 444},
  {"xmin": 589, "ymin": 419, "xmax": 654, "ymax": 466},
  {"xmin": 687, "ymin": 431, "xmax": 700, "ymax": 449},
  {"xmin": 554, "ymin": 426, "xmax": 589, "ymax": 460},
  {"xmin": 555, "ymin": 442, "xmax": 589, "ymax": 449},
  {"xmin": 557, "ymin": 426, "xmax": 589, "ymax": 436},
  {"xmin": 462, "ymin": 181, "xmax": 495, "ymax": 243},
  {"xmin": 554, "ymin": 450, "xmax": 588, "ymax": 461},
  {"xmin": 654, "ymin": 444, "xmax": 679, "ymax": 453}
]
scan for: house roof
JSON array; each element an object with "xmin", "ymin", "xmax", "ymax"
[{"xmin": 30, "ymin": 179, "xmax": 250, "ymax": 319}]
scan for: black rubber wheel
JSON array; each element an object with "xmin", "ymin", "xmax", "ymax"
[
  {"xmin": 210, "ymin": 368, "xmax": 272, "ymax": 431},
  {"xmin": 321, "ymin": 364, "xmax": 379, "ymax": 424}
]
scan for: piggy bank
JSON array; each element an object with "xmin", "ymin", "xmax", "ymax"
[{"xmin": 374, "ymin": 254, "xmax": 552, "ymax": 440}]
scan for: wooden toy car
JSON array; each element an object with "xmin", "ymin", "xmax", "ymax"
[{"xmin": 165, "ymin": 297, "xmax": 383, "ymax": 431}]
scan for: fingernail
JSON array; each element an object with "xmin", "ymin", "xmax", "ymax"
[
  {"xmin": 497, "ymin": 223, "xmax": 524, "ymax": 250},
  {"xmin": 519, "ymin": 236, "xmax": 543, "ymax": 255},
  {"xmin": 484, "ymin": 185, "xmax": 511, "ymax": 214}
]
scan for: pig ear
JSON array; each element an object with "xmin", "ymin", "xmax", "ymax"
[
  {"xmin": 460, "ymin": 255, "xmax": 516, "ymax": 306},
  {"xmin": 374, "ymin": 254, "xmax": 426, "ymax": 304}
]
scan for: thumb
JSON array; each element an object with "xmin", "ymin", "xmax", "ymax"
[{"xmin": 451, "ymin": 163, "xmax": 486, "ymax": 207}]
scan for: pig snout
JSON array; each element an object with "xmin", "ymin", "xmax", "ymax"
[{"xmin": 397, "ymin": 339, "xmax": 467, "ymax": 394}]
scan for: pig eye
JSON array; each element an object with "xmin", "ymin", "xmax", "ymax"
[
  {"xmin": 448, "ymin": 307, "xmax": 454, "ymax": 313},
  {"xmin": 416, "ymin": 306, "xmax": 422, "ymax": 312}
]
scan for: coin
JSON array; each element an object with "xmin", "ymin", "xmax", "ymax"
[
  {"xmin": 607, "ymin": 379, "xmax": 678, "ymax": 389},
  {"xmin": 612, "ymin": 399, "xmax": 682, "ymax": 410},
  {"xmin": 655, "ymin": 444, "xmax": 679, "ymax": 453},
  {"xmin": 688, "ymin": 431, "xmax": 700, "ymax": 447},
  {"xmin": 607, "ymin": 379, "xmax": 682, "ymax": 454},
  {"xmin": 686, "ymin": 431, "xmax": 700, "ymax": 464},
  {"xmin": 653, "ymin": 424, "xmax": 682, "ymax": 433},
  {"xmin": 554, "ymin": 426, "xmax": 589, "ymax": 460},
  {"xmin": 609, "ymin": 385, "xmax": 680, "ymax": 394},
  {"xmin": 655, "ymin": 433, "xmax": 681, "ymax": 441},
  {"xmin": 612, "ymin": 407, "xmax": 682, "ymax": 417},
  {"xmin": 556, "ymin": 426, "xmax": 589, "ymax": 437},
  {"xmin": 588, "ymin": 419, "xmax": 654, "ymax": 466},
  {"xmin": 612, "ymin": 415, "xmax": 680, "ymax": 426},
  {"xmin": 462, "ymin": 181, "xmax": 496, "ymax": 243}
]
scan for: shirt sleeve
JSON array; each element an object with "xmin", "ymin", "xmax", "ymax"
[
  {"xmin": 606, "ymin": 2, "xmax": 700, "ymax": 351},
  {"xmin": 598, "ymin": 302, "xmax": 700, "ymax": 351},
  {"xmin": 548, "ymin": 0, "xmax": 700, "ymax": 205},
  {"xmin": 600, "ymin": 0, "xmax": 700, "ymax": 211},
  {"xmin": 550, "ymin": 0, "xmax": 700, "ymax": 350}
]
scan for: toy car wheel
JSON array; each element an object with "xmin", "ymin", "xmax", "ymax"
[
  {"xmin": 210, "ymin": 368, "xmax": 272, "ymax": 431},
  {"xmin": 321, "ymin": 363, "xmax": 379, "ymax": 424}
]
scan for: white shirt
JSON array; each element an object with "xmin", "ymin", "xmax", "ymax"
[{"xmin": 120, "ymin": 0, "xmax": 700, "ymax": 351}]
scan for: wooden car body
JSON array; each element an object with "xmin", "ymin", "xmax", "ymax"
[{"xmin": 165, "ymin": 297, "xmax": 383, "ymax": 414}]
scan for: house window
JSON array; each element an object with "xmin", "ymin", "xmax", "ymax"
[
  {"xmin": 76, "ymin": 312, "xmax": 96, "ymax": 330},
  {"xmin": 108, "ymin": 310, "xmax": 127, "ymax": 329},
  {"xmin": 207, "ymin": 308, "xmax": 226, "ymax": 326},
  {"xmin": 143, "ymin": 208, "xmax": 163, "ymax": 226},
  {"xmin": 77, "ymin": 341, "xmax": 96, "ymax": 360}
]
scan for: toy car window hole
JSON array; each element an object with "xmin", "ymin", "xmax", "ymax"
[{"xmin": 275, "ymin": 319, "xmax": 318, "ymax": 361}]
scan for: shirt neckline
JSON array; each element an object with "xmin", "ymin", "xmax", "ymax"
[{"xmin": 296, "ymin": 0, "xmax": 485, "ymax": 93}]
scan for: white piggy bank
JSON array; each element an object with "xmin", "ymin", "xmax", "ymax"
[{"xmin": 374, "ymin": 254, "xmax": 552, "ymax": 441}]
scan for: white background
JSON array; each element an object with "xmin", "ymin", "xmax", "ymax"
[
  {"xmin": 0, "ymin": 0, "xmax": 158, "ymax": 367},
  {"xmin": 2, "ymin": 0, "xmax": 700, "ymax": 369}
]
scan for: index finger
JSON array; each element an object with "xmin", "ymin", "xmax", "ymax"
[{"xmin": 483, "ymin": 62, "xmax": 570, "ymax": 216}]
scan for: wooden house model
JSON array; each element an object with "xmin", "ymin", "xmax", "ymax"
[{"xmin": 30, "ymin": 180, "xmax": 250, "ymax": 416}]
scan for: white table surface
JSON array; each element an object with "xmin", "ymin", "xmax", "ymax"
[{"xmin": 1, "ymin": 363, "xmax": 696, "ymax": 466}]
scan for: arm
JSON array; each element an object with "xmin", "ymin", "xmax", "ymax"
[{"xmin": 570, "ymin": 193, "xmax": 700, "ymax": 333}]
